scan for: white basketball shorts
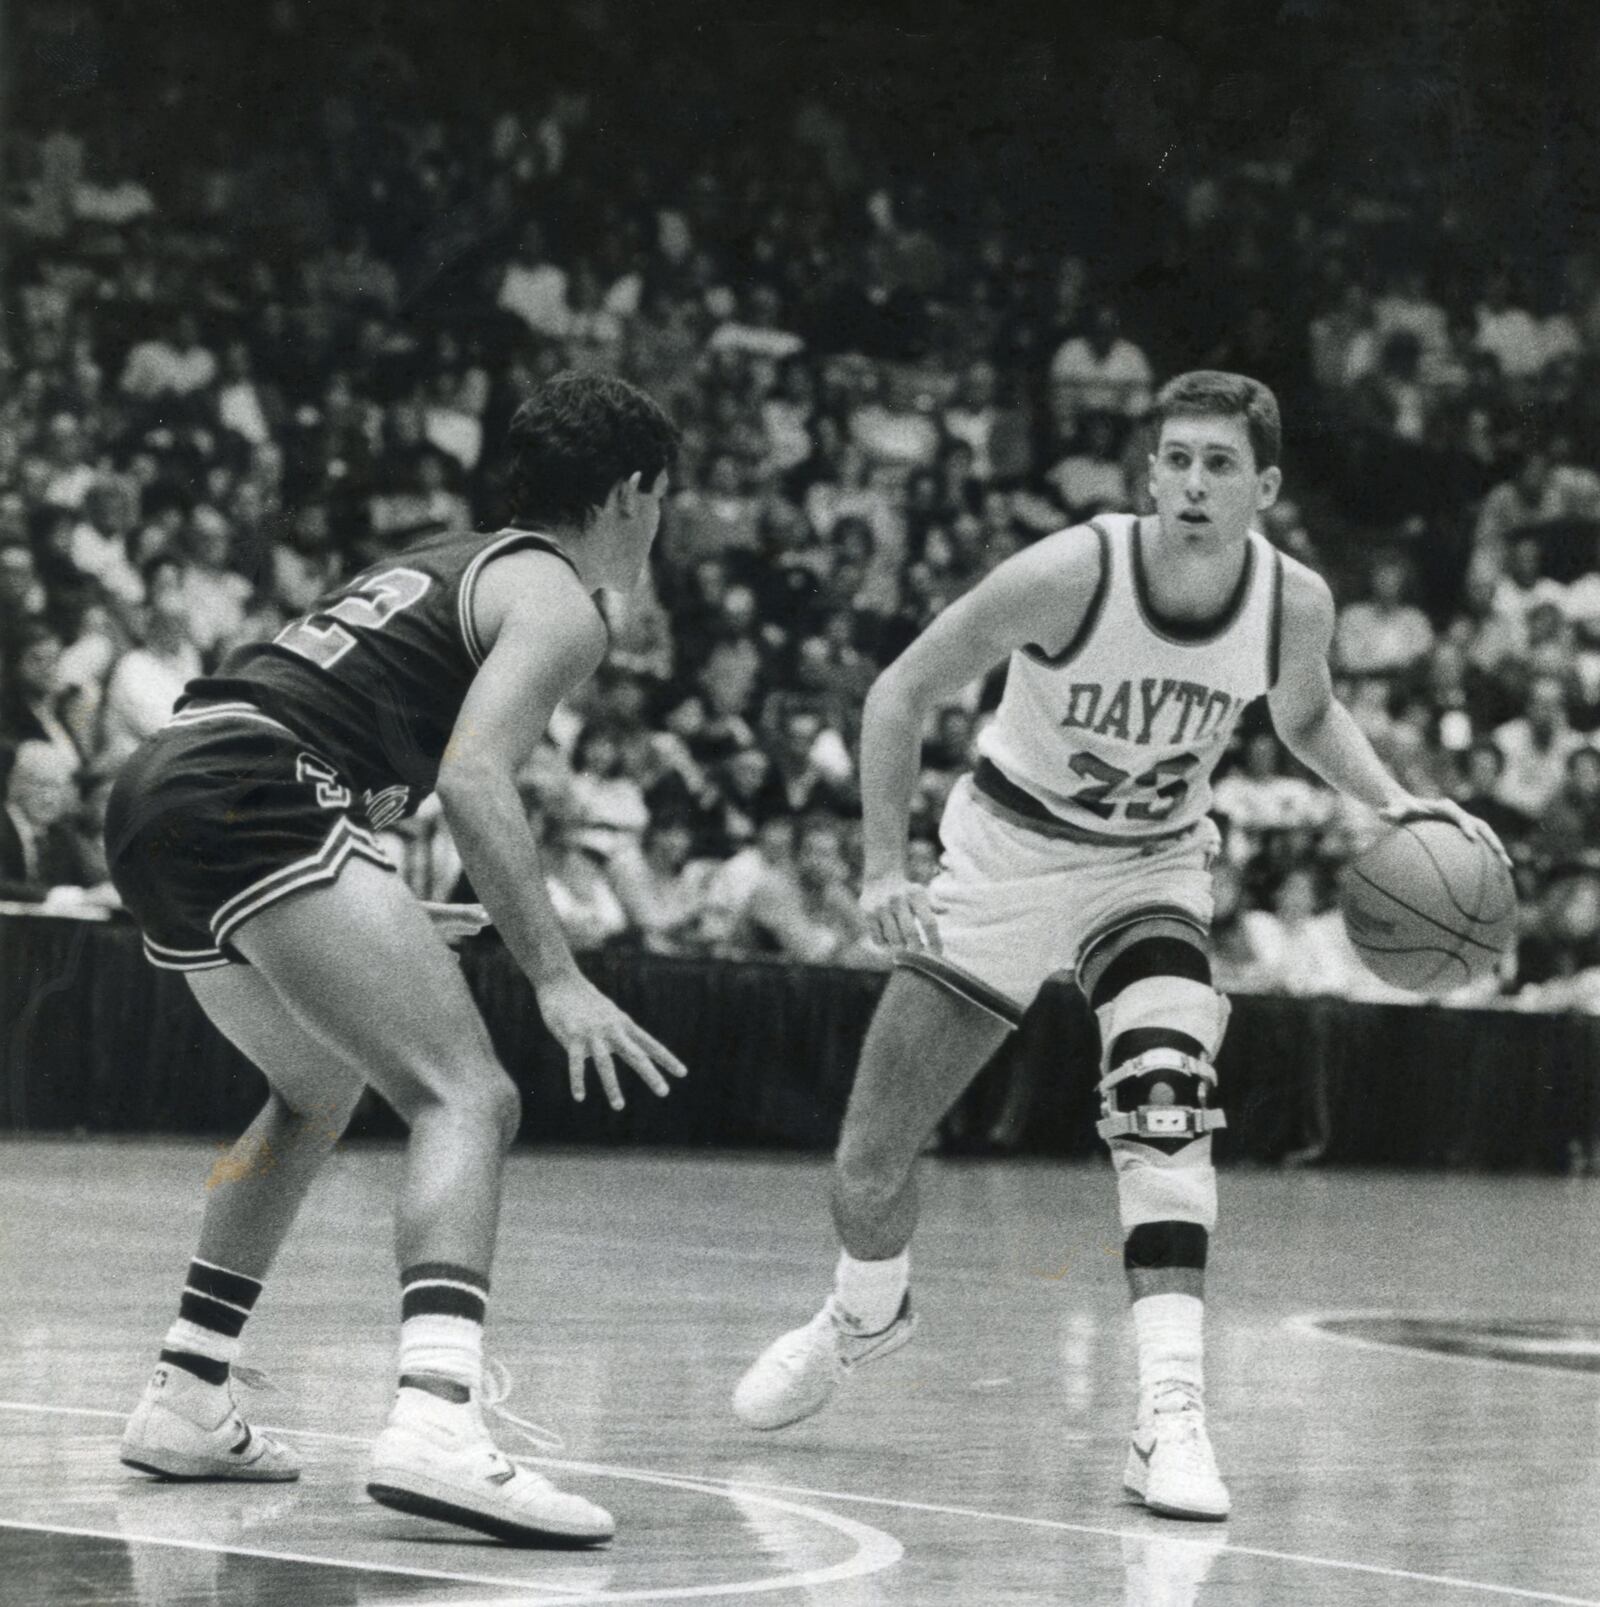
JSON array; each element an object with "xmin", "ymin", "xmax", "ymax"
[{"xmin": 897, "ymin": 774, "xmax": 1220, "ymax": 1025}]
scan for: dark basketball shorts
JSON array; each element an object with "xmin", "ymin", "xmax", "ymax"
[{"xmin": 105, "ymin": 701, "xmax": 395, "ymax": 972}]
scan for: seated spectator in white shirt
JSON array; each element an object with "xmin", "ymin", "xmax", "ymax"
[
  {"xmin": 1333, "ymin": 553, "xmax": 1435, "ymax": 680},
  {"xmin": 98, "ymin": 555, "xmax": 204, "ymax": 768},
  {"xmin": 541, "ymin": 810, "xmax": 631, "ymax": 953},
  {"xmin": 120, "ymin": 312, "xmax": 217, "ymax": 398},
  {"xmin": 1473, "ymin": 269, "xmax": 1545, "ymax": 380},
  {"xmin": 941, "ymin": 360, "xmax": 1004, "ymax": 482},
  {"xmin": 497, "ymin": 221, "xmax": 571, "ymax": 338},
  {"xmin": 182, "ymin": 510, "xmax": 253, "ymax": 658},
  {"xmin": 725, "ymin": 814, "xmax": 878, "ymax": 966},
  {"xmin": 216, "ymin": 340, "xmax": 276, "ymax": 447},
  {"xmin": 1490, "ymin": 535, "xmax": 1569, "ymax": 628},
  {"xmin": 1473, "ymin": 446, "xmax": 1600, "ymax": 564},
  {"xmin": 1373, "ymin": 266, "xmax": 1450, "ymax": 360},
  {"xmin": 565, "ymin": 723, "xmax": 650, "ymax": 863},
  {"xmin": 1213, "ymin": 731, "xmax": 1333, "ymax": 844},
  {"xmin": 1044, "ymin": 409, "xmax": 1132, "ymax": 520},
  {"xmin": 607, "ymin": 818, "xmax": 723, "ymax": 955},
  {"xmin": 1049, "ymin": 304, "xmax": 1153, "ymax": 426},
  {"xmin": 1493, "ymin": 674, "xmax": 1586, "ymax": 823}
]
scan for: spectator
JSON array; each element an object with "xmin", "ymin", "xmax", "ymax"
[
  {"xmin": 730, "ymin": 814, "xmax": 877, "ymax": 965},
  {"xmin": 98, "ymin": 556, "xmax": 204, "ymax": 768},
  {"xmin": 541, "ymin": 809, "xmax": 630, "ymax": 953},
  {"xmin": 1, "ymin": 619, "xmax": 83, "ymax": 761},
  {"xmin": 0, "ymin": 741, "xmax": 95, "ymax": 899},
  {"xmin": 1048, "ymin": 303, "xmax": 1153, "ymax": 425},
  {"xmin": 1473, "ymin": 447, "xmax": 1600, "ymax": 568},
  {"xmin": 565, "ymin": 722, "xmax": 650, "ymax": 862},
  {"xmin": 608, "ymin": 817, "xmax": 722, "ymax": 954},
  {"xmin": 1044, "ymin": 409, "xmax": 1131, "ymax": 521},
  {"xmin": 1333, "ymin": 553, "xmax": 1435, "ymax": 680},
  {"xmin": 1493, "ymin": 674, "xmax": 1585, "ymax": 822},
  {"xmin": 120, "ymin": 312, "xmax": 217, "ymax": 399},
  {"xmin": 1454, "ymin": 741, "xmax": 1535, "ymax": 860},
  {"xmin": 1531, "ymin": 746, "xmax": 1600, "ymax": 873}
]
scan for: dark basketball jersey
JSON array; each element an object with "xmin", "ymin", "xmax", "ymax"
[{"xmin": 183, "ymin": 529, "xmax": 586, "ymax": 827}]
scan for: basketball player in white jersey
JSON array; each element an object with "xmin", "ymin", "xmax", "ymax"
[{"xmin": 733, "ymin": 371, "xmax": 1503, "ymax": 1519}]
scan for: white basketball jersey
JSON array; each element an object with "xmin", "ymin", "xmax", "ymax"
[{"xmin": 976, "ymin": 513, "xmax": 1284, "ymax": 840}]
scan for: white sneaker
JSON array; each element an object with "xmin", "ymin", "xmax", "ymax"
[
  {"xmin": 1123, "ymin": 1386, "xmax": 1230, "ymax": 1521},
  {"xmin": 120, "ymin": 1364, "xmax": 299, "ymax": 1482},
  {"xmin": 367, "ymin": 1386, "xmax": 613, "ymax": 1547},
  {"xmin": 733, "ymin": 1293, "xmax": 916, "ymax": 1430}
]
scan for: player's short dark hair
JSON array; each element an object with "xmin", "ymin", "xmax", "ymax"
[
  {"xmin": 1153, "ymin": 370, "xmax": 1282, "ymax": 471},
  {"xmin": 504, "ymin": 372, "xmax": 679, "ymax": 530}
]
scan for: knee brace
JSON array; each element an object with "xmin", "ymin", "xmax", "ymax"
[{"xmin": 1086, "ymin": 931, "xmax": 1231, "ymax": 1249}]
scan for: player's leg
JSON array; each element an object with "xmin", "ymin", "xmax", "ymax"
[
  {"xmin": 121, "ymin": 967, "xmax": 365, "ymax": 1483},
  {"xmin": 734, "ymin": 967, "xmax": 1013, "ymax": 1429},
  {"xmin": 832, "ymin": 969, "xmax": 1014, "ymax": 1257},
  {"xmin": 1081, "ymin": 913, "xmax": 1231, "ymax": 1520},
  {"xmin": 224, "ymin": 855, "xmax": 612, "ymax": 1542}
]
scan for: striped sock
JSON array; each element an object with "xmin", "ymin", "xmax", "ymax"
[
  {"xmin": 160, "ymin": 1259, "xmax": 263, "ymax": 1386},
  {"xmin": 398, "ymin": 1262, "xmax": 488, "ymax": 1401}
]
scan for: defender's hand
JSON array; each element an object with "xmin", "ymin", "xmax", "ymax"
[
  {"xmin": 536, "ymin": 971, "xmax": 688, "ymax": 1110},
  {"xmin": 1380, "ymin": 796, "xmax": 1512, "ymax": 870},
  {"xmin": 421, "ymin": 900, "xmax": 492, "ymax": 947},
  {"xmin": 861, "ymin": 874, "xmax": 942, "ymax": 954}
]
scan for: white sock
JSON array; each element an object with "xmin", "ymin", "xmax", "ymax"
[
  {"xmin": 398, "ymin": 1314, "xmax": 483, "ymax": 1395},
  {"xmin": 1132, "ymin": 1291, "xmax": 1204, "ymax": 1412},
  {"xmin": 833, "ymin": 1250, "xmax": 909, "ymax": 1332}
]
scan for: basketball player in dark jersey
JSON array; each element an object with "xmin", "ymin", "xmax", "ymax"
[{"xmin": 107, "ymin": 373, "xmax": 684, "ymax": 1545}]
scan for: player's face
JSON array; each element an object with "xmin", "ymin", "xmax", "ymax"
[{"xmin": 1149, "ymin": 415, "xmax": 1280, "ymax": 547}]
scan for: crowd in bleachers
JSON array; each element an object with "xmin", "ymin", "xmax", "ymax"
[{"xmin": 3, "ymin": 4, "xmax": 1600, "ymax": 1006}]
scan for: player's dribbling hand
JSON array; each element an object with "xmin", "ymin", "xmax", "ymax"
[
  {"xmin": 860, "ymin": 873, "xmax": 942, "ymax": 954},
  {"xmin": 1380, "ymin": 795, "xmax": 1512, "ymax": 870},
  {"xmin": 536, "ymin": 970, "xmax": 689, "ymax": 1111}
]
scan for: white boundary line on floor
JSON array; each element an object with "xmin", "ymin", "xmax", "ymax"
[
  {"xmin": 4, "ymin": 1396, "xmax": 1597, "ymax": 1607},
  {"xmin": 0, "ymin": 1401, "xmax": 902, "ymax": 1604},
  {"xmin": 1285, "ymin": 1308, "xmax": 1600, "ymax": 1379},
  {"xmin": 0, "ymin": 1516, "xmax": 590, "ymax": 1601}
]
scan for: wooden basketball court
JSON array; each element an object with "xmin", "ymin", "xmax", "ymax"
[{"xmin": 1, "ymin": 1138, "xmax": 1595, "ymax": 1604}]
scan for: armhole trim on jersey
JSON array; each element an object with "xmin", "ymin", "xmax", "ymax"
[
  {"xmin": 458, "ymin": 530, "xmax": 583, "ymax": 668},
  {"xmin": 1022, "ymin": 519, "xmax": 1112, "ymax": 667},
  {"xmin": 1267, "ymin": 546, "xmax": 1286, "ymax": 688}
]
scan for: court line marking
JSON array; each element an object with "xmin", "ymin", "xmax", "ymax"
[
  {"xmin": 6, "ymin": 1398, "xmax": 1597, "ymax": 1606},
  {"xmin": 1286, "ymin": 1309, "xmax": 1600, "ymax": 1379},
  {"xmin": 0, "ymin": 1516, "xmax": 587, "ymax": 1600},
  {"xmin": 0, "ymin": 1400, "xmax": 901, "ymax": 1604}
]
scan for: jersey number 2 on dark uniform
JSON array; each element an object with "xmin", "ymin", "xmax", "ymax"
[{"xmin": 275, "ymin": 568, "xmax": 434, "ymax": 670}]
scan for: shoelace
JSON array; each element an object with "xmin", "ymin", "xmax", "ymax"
[{"xmin": 480, "ymin": 1357, "xmax": 566, "ymax": 1457}]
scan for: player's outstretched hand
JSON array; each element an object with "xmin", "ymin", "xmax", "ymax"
[
  {"xmin": 861, "ymin": 874, "xmax": 942, "ymax": 954},
  {"xmin": 1380, "ymin": 795, "xmax": 1512, "ymax": 870},
  {"xmin": 420, "ymin": 900, "xmax": 492, "ymax": 947},
  {"xmin": 537, "ymin": 970, "xmax": 688, "ymax": 1111}
]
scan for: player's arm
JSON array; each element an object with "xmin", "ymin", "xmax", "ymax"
[
  {"xmin": 437, "ymin": 550, "xmax": 687, "ymax": 1108},
  {"xmin": 860, "ymin": 527, "xmax": 1102, "ymax": 951},
  {"xmin": 1267, "ymin": 563, "xmax": 1508, "ymax": 862}
]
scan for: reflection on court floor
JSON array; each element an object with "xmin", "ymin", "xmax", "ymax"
[{"xmin": 1, "ymin": 1140, "xmax": 1595, "ymax": 1604}]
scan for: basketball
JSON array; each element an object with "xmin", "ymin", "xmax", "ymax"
[{"xmin": 1339, "ymin": 819, "xmax": 1517, "ymax": 993}]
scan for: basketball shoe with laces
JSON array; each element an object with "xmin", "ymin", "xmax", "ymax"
[
  {"xmin": 732, "ymin": 1293, "xmax": 917, "ymax": 1430},
  {"xmin": 1123, "ymin": 1383, "xmax": 1230, "ymax": 1520},
  {"xmin": 367, "ymin": 1383, "xmax": 613, "ymax": 1546},
  {"xmin": 120, "ymin": 1363, "xmax": 299, "ymax": 1481}
]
